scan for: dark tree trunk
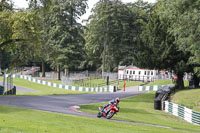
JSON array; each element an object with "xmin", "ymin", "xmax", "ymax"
[
  {"xmin": 57, "ymin": 65, "xmax": 61, "ymax": 80},
  {"xmin": 64, "ymin": 68, "xmax": 68, "ymax": 77},
  {"xmin": 175, "ymin": 73, "xmax": 184, "ymax": 89},
  {"xmin": 42, "ymin": 60, "xmax": 45, "ymax": 77},
  {"xmin": 102, "ymin": 20, "xmax": 109, "ymax": 75},
  {"xmin": 192, "ymin": 74, "xmax": 199, "ymax": 88},
  {"xmin": 102, "ymin": 33, "xmax": 107, "ymax": 74}
]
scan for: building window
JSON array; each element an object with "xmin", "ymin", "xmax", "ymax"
[
  {"xmin": 130, "ymin": 71, "xmax": 132, "ymax": 75},
  {"xmin": 133, "ymin": 71, "xmax": 135, "ymax": 74},
  {"xmin": 151, "ymin": 71, "xmax": 153, "ymax": 75},
  {"xmin": 127, "ymin": 70, "xmax": 129, "ymax": 74},
  {"xmin": 139, "ymin": 71, "xmax": 141, "ymax": 75},
  {"xmin": 147, "ymin": 71, "xmax": 150, "ymax": 75},
  {"xmin": 144, "ymin": 71, "xmax": 146, "ymax": 75}
]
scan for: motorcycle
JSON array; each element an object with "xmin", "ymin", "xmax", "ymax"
[{"xmin": 97, "ymin": 103, "xmax": 119, "ymax": 119}]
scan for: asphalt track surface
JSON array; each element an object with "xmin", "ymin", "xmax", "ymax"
[
  {"xmin": 0, "ymin": 86, "xmax": 144, "ymax": 117},
  {"xmin": 0, "ymin": 85, "xmax": 191, "ymax": 131}
]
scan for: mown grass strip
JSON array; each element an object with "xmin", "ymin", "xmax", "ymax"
[
  {"xmin": 171, "ymin": 88, "xmax": 200, "ymax": 112},
  {"xmin": 144, "ymin": 80, "xmax": 189, "ymax": 87},
  {"xmin": 0, "ymin": 105, "xmax": 192, "ymax": 133},
  {"xmin": 0, "ymin": 77, "xmax": 87, "ymax": 96},
  {"xmin": 79, "ymin": 92, "xmax": 200, "ymax": 132}
]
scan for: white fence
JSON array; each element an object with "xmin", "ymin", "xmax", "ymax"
[
  {"xmin": 12, "ymin": 74, "xmax": 116, "ymax": 93},
  {"xmin": 164, "ymin": 101, "xmax": 200, "ymax": 125}
]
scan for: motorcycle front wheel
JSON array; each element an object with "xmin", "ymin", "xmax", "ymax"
[
  {"xmin": 106, "ymin": 112, "xmax": 115, "ymax": 119},
  {"xmin": 97, "ymin": 112, "xmax": 102, "ymax": 118}
]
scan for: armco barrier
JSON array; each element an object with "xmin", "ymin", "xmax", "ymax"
[
  {"xmin": 139, "ymin": 85, "xmax": 174, "ymax": 91},
  {"xmin": 139, "ymin": 85, "xmax": 164, "ymax": 91},
  {"xmin": 164, "ymin": 101, "xmax": 200, "ymax": 125},
  {"xmin": 12, "ymin": 74, "xmax": 115, "ymax": 93}
]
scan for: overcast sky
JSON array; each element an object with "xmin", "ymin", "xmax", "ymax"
[{"xmin": 13, "ymin": 0, "xmax": 157, "ymax": 22}]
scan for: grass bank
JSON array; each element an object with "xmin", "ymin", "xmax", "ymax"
[
  {"xmin": 144, "ymin": 80, "xmax": 189, "ymax": 87},
  {"xmin": 0, "ymin": 77, "xmax": 87, "ymax": 95},
  {"xmin": 171, "ymin": 88, "xmax": 200, "ymax": 112},
  {"xmin": 79, "ymin": 92, "xmax": 200, "ymax": 132},
  {"xmin": 0, "ymin": 105, "xmax": 186, "ymax": 133}
]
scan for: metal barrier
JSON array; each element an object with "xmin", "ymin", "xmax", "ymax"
[
  {"xmin": 12, "ymin": 74, "xmax": 116, "ymax": 93},
  {"xmin": 153, "ymin": 85, "xmax": 200, "ymax": 125},
  {"xmin": 1, "ymin": 70, "xmax": 16, "ymax": 95},
  {"xmin": 164, "ymin": 101, "xmax": 200, "ymax": 125}
]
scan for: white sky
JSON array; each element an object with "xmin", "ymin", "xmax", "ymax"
[{"xmin": 13, "ymin": 0, "xmax": 157, "ymax": 22}]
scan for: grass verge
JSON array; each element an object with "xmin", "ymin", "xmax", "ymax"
[
  {"xmin": 0, "ymin": 77, "xmax": 87, "ymax": 95},
  {"xmin": 0, "ymin": 105, "xmax": 193, "ymax": 133},
  {"xmin": 79, "ymin": 92, "xmax": 200, "ymax": 132},
  {"xmin": 171, "ymin": 88, "xmax": 200, "ymax": 112},
  {"xmin": 144, "ymin": 80, "xmax": 189, "ymax": 87},
  {"xmin": 144, "ymin": 80, "xmax": 173, "ymax": 86}
]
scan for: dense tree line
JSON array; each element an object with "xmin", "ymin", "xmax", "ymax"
[{"xmin": 0, "ymin": 0, "xmax": 199, "ymax": 88}]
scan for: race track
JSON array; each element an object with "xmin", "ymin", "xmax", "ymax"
[
  {"xmin": 0, "ymin": 85, "xmax": 145, "ymax": 117},
  {"xmin": 0, "ymin": 85, "xmax": 188, "ymax": 131}
]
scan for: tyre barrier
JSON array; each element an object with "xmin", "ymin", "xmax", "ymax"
[
  {"xmin": 0, "ymin": 86, "xmax": 16, "ymax": 95},
  {"xmin": 154, "ymin": 85, "xmax": 171, "ymax": 110},
  {"xmin": 0, "ymin": 86, "xmax": 4, "ymax": 95}
]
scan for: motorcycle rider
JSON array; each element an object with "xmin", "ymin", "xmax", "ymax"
[
  {"xmin": 102, "ymin": 97, "xmax": 120, "ymax": 114},
  {"xmin": 108, "ymin": 97, "xmax": 120, "ymax": 105}
]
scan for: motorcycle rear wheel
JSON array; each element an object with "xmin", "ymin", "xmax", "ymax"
[{"xmin": 106, "ymin": 112, "xmax": 115, "ymax": 119}]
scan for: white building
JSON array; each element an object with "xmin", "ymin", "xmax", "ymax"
[{"xmin": 118, "ymin": 65, "xmax": 168, "ymax": 82}]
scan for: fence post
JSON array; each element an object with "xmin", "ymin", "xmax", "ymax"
[
  {"xmin": 106, "ymin": 76, "xmax": 109, "ymax": 86},
  {"xmin": 3, "ymin": 69, "xmax": 8, "ymax": 95}
]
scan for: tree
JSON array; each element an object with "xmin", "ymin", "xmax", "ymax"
[
  {"xmin": 85, "ymin": 0, "xmax": 144, "ymax": 72},
  {"xmin": 27, "ymin": 0, "xmax": 53, "ymax": 77},
  {"xmin": 134, "ymin": 1, "xmax": 192, "ymax": 89},
  {"xmin": 46, "ymin": 0, "xmax": 87, "ymax": 80},
  {"xmin": 0, "ymin": 0, "xmax": 13, "ymax": 11},
  {"xmin": 0, "ymin": 1, "xmax": 42, "ymax": 70},
  {"xmin": 159, "ymin": 0, "xmax": 200, "ymax": 87}
]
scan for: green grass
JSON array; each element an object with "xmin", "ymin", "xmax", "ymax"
[
  {"xmin": 79, "ymin": 92, "xmax": 200, "ymax": 132},
  {"xmin": 44, "ymin": 80, "xmax": 61, "ymax": 84},
  {"xmin": 145, "ymin": 80, "xmax": 173, "ymax": 86},
  {"xmin": 171, "ymin": 88, "xmax": 200, "ymax": 112},
  {"xmin": 144, "ymin": 80, "xmax": 189, "ymax": 87},
  {"xmin": 118, "ymin": 80, "xmax": 144, "ymax": 89},
  {"xmin": 0, "ymin": 77, "xmax": 87, "ymax": 96},
  {"xmin": 0, "ymin": 105, "xmax": 193, "ymax": 133}
]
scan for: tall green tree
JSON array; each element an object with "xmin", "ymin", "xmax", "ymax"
[
  {"xmin": 0, "ymin": 1, "xmax": 42, "ymax": 70},
  {"xmin": 159, "ymin": 0, "xmax": 200, "ymax": 86},
  {"xmin": 46, "ymin": 0, "xmax": 87, "ymax": 79},
  {"xmin": 134, "ymin": 1, "xmax": 192, "ymax": 89},
  {"xmin": 27, "ymin": 0, "xmax": 52, "ymax": 77},
  {"xmin": 85, "ymin": 0, "xmax": 144, "ymax": 72}
]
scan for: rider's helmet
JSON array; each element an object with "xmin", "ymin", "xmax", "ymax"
[{"xmin": 115, "ymin": 97, "xmax": 120, "ymax": 103}]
